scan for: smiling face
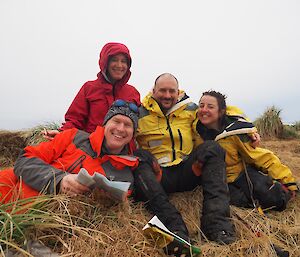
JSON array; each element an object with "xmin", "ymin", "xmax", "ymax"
[
  {"xmin": 198, "ymin": 95, "xmax": 223, "ymax": 130},
  {"xmin": 152, "ymin": 75, "xmax": 179, "ymax": 113},
  {"xmin": 107, "ymin": 53, "xmax": 128, "ymax": 83},
  {"xmin": 104, "ymin": 114, "xmax": 134, "ymax": 154}
]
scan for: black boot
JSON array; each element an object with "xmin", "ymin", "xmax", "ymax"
[{"xmin": 205, "ymin": 230, "xmax": 236, "ymax": 245}]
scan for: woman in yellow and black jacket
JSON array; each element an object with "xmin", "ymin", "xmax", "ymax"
[{"xmin": 196, "ymin": 90, "xmax": 298, "ymax": 211}]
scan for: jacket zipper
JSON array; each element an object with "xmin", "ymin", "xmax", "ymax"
[
  {"xmin": 66, "ymin": 155, "xmax": 86, "ymax": 174},
  {"xmin": 178, "ymin": 129, "xmax": 183, "ymax": 151},
  {"xmin": 165, "ymin": 116, "xmax": 176, "ymax": 161}
]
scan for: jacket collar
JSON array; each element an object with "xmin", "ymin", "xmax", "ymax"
[{"xmin": 89, "ymin": 126, "xmax": 105, "ymax": 157}]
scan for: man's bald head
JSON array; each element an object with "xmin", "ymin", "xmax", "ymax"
[
  {"xmin": 152, "ymin": 73, "xmax": 180, "ymax": 113},
  {"xmin": 154, "ymin": 73, "xmax": 179, "ymax": 89}
]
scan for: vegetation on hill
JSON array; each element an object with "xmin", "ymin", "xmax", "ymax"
[{"xmin": 254, "ymin": 106, "xmax": 300, "ymax": 139}]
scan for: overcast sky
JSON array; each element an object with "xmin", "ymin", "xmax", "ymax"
[{"xmin": 0, "ymin": 0, "xmax": 299, "ymax": 130}]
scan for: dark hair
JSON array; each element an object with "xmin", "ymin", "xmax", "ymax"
[
  {"xmin": 154, "ymin": 73, "xmax": 178, "ymax": 86},
  {"xmin": 201, "ymin": 90, "xmax": 227, "ymax": 111}
]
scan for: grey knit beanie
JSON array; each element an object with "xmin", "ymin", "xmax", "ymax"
[{"xmin": 103, "ymin": 100, "xmax": 139, "ymax": 132}]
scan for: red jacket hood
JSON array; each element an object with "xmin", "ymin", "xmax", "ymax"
[{"xmin": 97, "ymin": 42, "xmax": 132, "ymax": 86}]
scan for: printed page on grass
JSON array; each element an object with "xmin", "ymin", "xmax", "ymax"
[{"xmin": 76, "ymin": 168, "xmax": 130, "ymax": 202}]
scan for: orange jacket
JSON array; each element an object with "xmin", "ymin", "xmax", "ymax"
[{"xmin": 0, "ymin": 126, "xmax": 139, "ymax": 203}]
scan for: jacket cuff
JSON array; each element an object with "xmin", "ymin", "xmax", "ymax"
[
  {"xmin": 287, "ymin": 185, "xmax": 298, "ymax": 191},
  {"xmin": 47, "ymin": 173, "xmax": 68, "ymax": 195}
]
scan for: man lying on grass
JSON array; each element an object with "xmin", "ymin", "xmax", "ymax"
[
  {"xmin": 0, "ymin": 100, "xmax": 142, "ymax": 201},
  {"xmin": 0, "ymin": 100, "xmax": 193, "ymax": 257}
]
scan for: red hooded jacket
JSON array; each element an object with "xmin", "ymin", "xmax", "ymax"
[{"xmin": 60, "ymin": 42, "xmax": 141, "ymax": 133}]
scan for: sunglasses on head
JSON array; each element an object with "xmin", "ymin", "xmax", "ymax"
[{"xmin": 113, "ymin": 99, "xmax": 139, "ymax": 113}]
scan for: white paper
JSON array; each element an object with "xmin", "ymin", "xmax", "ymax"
[
  {"xmin": 76, "ymin": 168, "xmax": 131, "ymax": 202},
  {"xmin": 143, "ymin": 215, "xmax": 191, "ymax": 246}
]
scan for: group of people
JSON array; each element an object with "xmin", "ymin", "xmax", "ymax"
[{"xmin": 0, "ymin": 42, "xmax": 298, "ymax": 256}]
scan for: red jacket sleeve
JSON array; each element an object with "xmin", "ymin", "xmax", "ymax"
[
  {"xmin": 60, "ymin": 84, "xmax": 89, "ymax": 131},
  {"xmin": 131, "ymin": 87, "xmax": 141, "ymax": 106}
]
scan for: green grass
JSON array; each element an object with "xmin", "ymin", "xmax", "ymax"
[
  {"xmin": 0, "ymin": 193, "xmax": 102, "ymax": 255},
  {"xmin": 293, "ymin": 121, "xmax": 300, "ymax": 131},
  {"xmin": 24, "ymin": 122, "xmax": 60, "ymax": 145},
  {"xmin": 282, "ymin": 125, "xmax": 300, "ymax": 139}
]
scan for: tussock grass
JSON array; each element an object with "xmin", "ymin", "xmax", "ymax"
[
  {"xmin": 0, "ymin": 131, "xmax": 27, "ymax": 168},
  {"xmin": 293, "ymin": 121, "xmax": 300, "ymax": 131},
  {"xmin": 0, "ymin": 123, "xmax": 59, "ymax": 168},
  {"xmin": 254, "ymin": 106, "xmax": 283, "ymax": 139},
  {"xmin": 24, "ymin": 122, "xmax": 60, "ymax": 145},
  {"xmin": 282, "ymin": 125, "xmax": 300, "ymax": 139}
]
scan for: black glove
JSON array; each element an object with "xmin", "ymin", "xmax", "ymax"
[{"xmin": 133, "ymin": 149, "xmax": 161, "ymax": 176}]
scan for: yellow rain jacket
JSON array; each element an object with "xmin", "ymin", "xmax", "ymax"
[
  {"xmin": 197, "ymin": 110, "xmax": 297, "ymax": 191},
  {"xmin": 136, "ymin": 91, "xmax": 202, "ymax": 167}
]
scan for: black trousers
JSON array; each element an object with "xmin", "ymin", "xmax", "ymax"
[
  {"xmin": 228, "ymin": 166, "xmax": 291, "ymax": 211},
  {"xmin": 133, "ymin": 141, "xmax": 234, "ymax": 238}
]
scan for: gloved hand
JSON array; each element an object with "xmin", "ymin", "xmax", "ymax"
[
  {"xmin": 281, "ymin": 184, "xmax": 297, "ymax": 201},
  {"xmin": 290, "ymin": 190, "xmax": 297, "ymax": 200},
  {"xmin": 133, "ymin": 149, "xmax": 162, "ymax": 179},
  {"xmin": 192, "ymin": 161, "xmax": 203, "ymax": 176},
  {"xmin": 249, "ymin": 132, "xmax": 261, "ymax": 148}
]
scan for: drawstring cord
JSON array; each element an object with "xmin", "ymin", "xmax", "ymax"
[{"xmin": 242, "ymin": 160, "xmax": 264, "ymax": 215}]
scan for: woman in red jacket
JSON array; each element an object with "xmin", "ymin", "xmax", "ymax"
[{"xmin": 44, "ymin": 42, "xmax": 141, "ymax": 139}]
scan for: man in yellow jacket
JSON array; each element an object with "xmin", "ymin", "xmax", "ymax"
[{"xmin": 135, "ymin": 73, "xmax": 236, "ymax": 246}]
